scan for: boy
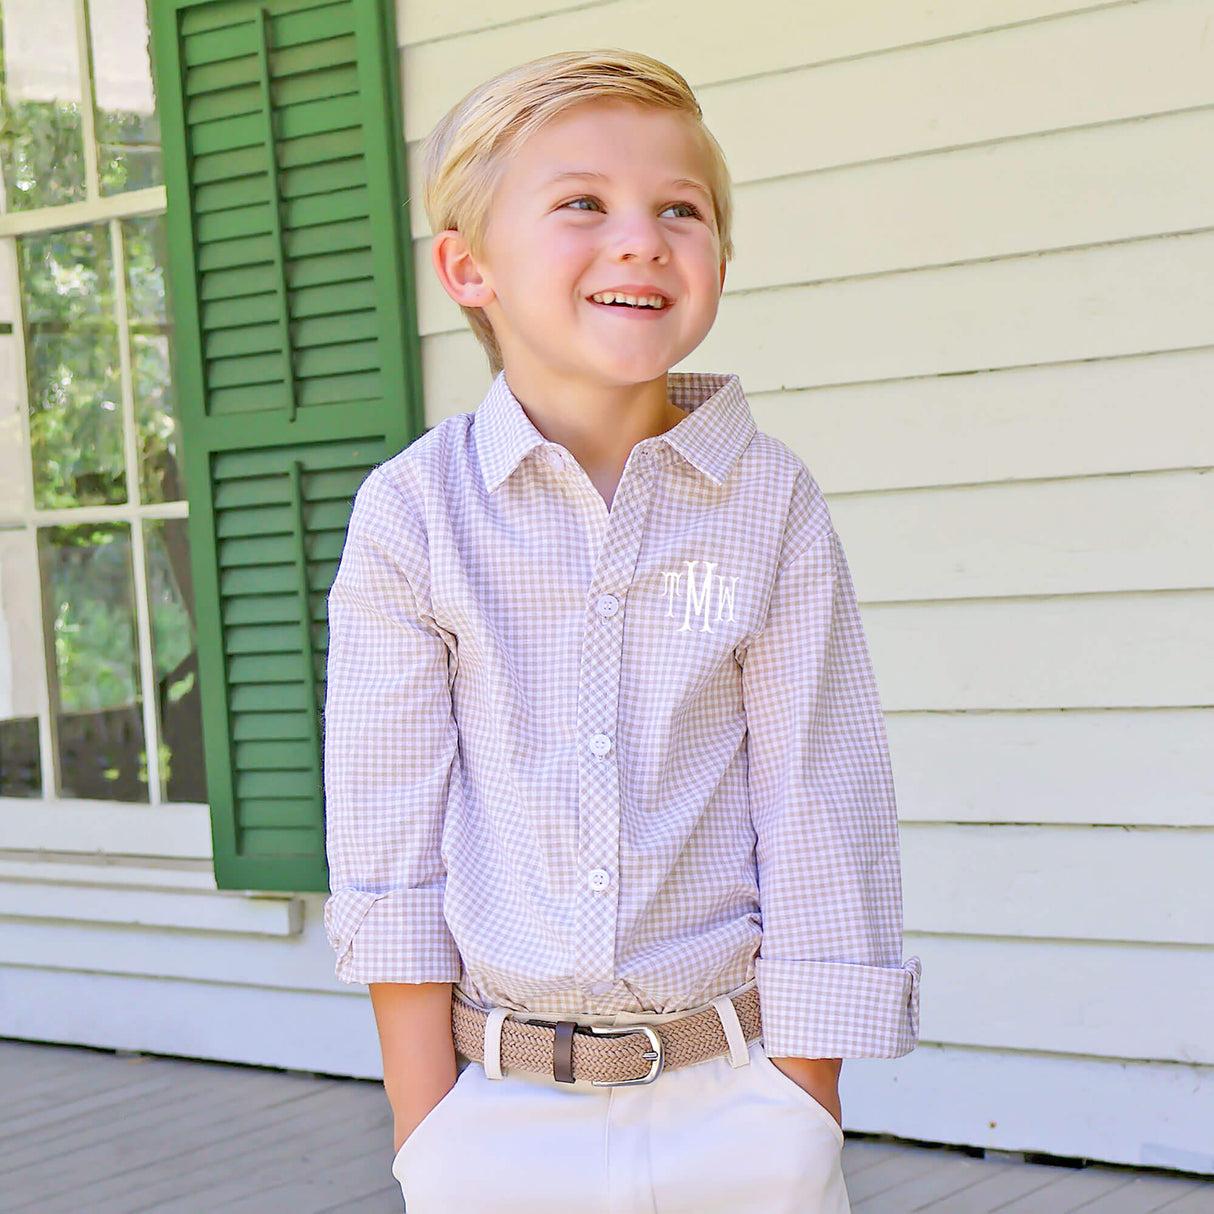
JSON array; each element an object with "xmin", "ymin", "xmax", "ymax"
[{"xmin": 323, "ymin": 48, "xmax": 920, "ymax": 1213}]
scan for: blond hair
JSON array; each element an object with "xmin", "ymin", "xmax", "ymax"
[{"xmin": 417, "ymin": 49, "xmax": 734, "ymax": 376}]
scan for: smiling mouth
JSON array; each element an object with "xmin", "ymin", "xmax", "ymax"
[{"xmin": 587, "ymin": 294, "xmax": 672, "ymax": 313}]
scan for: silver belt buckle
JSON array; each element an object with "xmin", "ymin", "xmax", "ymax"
[{"xmin": 587, "ymin": 1023, "xmax": 664, "ymax": 1087}]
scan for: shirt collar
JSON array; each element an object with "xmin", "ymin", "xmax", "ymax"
[{"xmin": 475, "ymin": 370, "xmax": 756, "ymax": 494}]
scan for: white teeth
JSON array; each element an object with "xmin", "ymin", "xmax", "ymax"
[{"xmin": 590, "ymin": 291, "xmax": 667, "ymax": 309}]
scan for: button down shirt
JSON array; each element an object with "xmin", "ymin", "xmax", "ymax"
[{"xmin": 322, "ymin": 370, "xmax": 921, "ymax": 1058}]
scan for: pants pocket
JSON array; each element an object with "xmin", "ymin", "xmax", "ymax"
[
  {"xmin": 391, "ymin": 1068, "xmax": 468, "ymax": 1183},
  {"xmin": 753, "ymin": 1046, "xmax": 846, "ymax": 1147}
]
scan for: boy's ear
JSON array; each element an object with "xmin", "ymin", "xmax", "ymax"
[{"xmin": 432, "ymin": 229, "xmax": 495, "ymax": 308}]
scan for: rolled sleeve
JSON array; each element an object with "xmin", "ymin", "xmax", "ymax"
[
  {"xmin": 741, "ymin": 521, "xmax": 921, "ymax": 1058},
  {"xmin": 322, "ymin": 467, "xmax": 463, "ymax": 986}
]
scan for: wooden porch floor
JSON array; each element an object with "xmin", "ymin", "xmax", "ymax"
[{"xmin": 2, "ymin": 1038, "xmax": 1211, "ymax": 1213}]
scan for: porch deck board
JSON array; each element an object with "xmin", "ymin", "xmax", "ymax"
[{"xmin": 3, "ymin": 1038, "xmax": 1210, "ymax": 1214}]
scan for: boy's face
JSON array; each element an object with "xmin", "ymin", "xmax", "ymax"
[{"xmin": 440, "ymin": 99, "xmax": 726, "ymax": 391}]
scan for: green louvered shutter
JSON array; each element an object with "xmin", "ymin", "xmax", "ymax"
[{"xmin": 150, "ymin": 0, "xmax": 422, "ymax": 891}]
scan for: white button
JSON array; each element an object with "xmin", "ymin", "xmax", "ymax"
[
  {"xmin": 547, "ymin": 449, "xmax": 564, "ymax": 471},
  {"xmin": 588, "ymin": 732, "xmax": 612, "ymax": 757},
  {"xmin": 595, "ymin": 594, "xmax": 619, "ymax": 618},
  {"xmin": 587, "ymin": 981, "xmax": 613, "ymax": 995},
  {"xmin": 587, "ymin": 868, "xmax": 611, "ymax": 891}
]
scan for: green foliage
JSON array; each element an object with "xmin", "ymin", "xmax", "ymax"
[{"xmin": 42, "ymin": 525, "xmax": 140, "ymax": 714}]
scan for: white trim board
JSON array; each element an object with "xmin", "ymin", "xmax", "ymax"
[
  {"xmin": 0, "ymin": 964, "xmax": 383, "ymax": 1079},
  {"xmin": 0, "ymin": 881, "xmax": 302, "ymax": 936},
  {"xmin": 0, "ymin": 801, "xmax": 213, "ymax": 860}
]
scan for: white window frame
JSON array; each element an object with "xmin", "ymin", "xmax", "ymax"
[{"xmin": 0, "ymin": 0, "xmax": 207, "ymax": 835}]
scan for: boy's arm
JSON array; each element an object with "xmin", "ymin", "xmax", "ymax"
[
  {"xmin": 322, "ymin": 469, "xmax": 464, "ymax": 1136},
  {"xmin": 740, "ymin": 506, "xmax": 921, "ymax": 1067},
  {"xmin": 369, "ymin": 982, "xmax": 458, "ymax": 1152}
]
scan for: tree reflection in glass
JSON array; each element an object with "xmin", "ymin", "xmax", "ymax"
[
  {"xmin": 145, "ymin": 518, "xmax": 205, "ymax": 803},
  {"xmin": 90, "ymin": 0, "xmax": 162, "ymax": 195},
  {"xmin": 20, "ymin": 224, "xmax": 126, "ymax": 509},
  {"xmin": 38, "ymin": 522, "xmax": 148, "ymax": 801},
  {"xmin": 124, "ymin": 214, "xmax": 184, "ymax": 503},
  {"xmin": 0, "ymin": 0, "xmax": 88, "ymax": 210}
]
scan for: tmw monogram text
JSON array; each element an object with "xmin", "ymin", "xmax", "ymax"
[{"xmin": 660, "ymin": 560, "xmax": 740, "ymax": 633}]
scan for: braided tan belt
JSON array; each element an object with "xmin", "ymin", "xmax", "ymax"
[{"xmin": 452, "ymin": 987, "xmax": 762, "ymax": 1087}]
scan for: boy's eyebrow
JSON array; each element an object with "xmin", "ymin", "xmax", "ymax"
[{"xmin": 545, "ymin": 169, "xmax": 712, "ymax": 199}]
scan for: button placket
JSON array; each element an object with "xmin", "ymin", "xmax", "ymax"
[{"xmin": 572, "ymin": 453, "xmax": 659, "ymax": 988}]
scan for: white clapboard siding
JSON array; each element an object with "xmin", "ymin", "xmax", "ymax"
[
  {"xmin": 0, "ymin": 899, "xmax": 336, "ymax": 993},
  {"xmin": 411, "ymin": 106, "xmax": 1214, "ymax": 317},
  {"xmin": 830, "ymin": 470, "xmax": 1214, "ymax": 604},
  {"xmin": 0, "ymin": 882, "xmax": 301, "ymax": 936},
  {"xmin": 842, "ymin": 1045, "xmax": 1214, "ymax": 1172},
  {"xmin": 749, "ymin": 349, "xmax": 1214, "ymax": 495},
  {"xmin": 908, "ymin": 933, "xmax": 1214, "ymax": 1065},
  {"xmin": 0, "ymin": 965, "xmax": 382, "ymax": 1078},
  {"xmin": 692, "ymin": 231, "xmax": 1214, "ymax": 392},
  {"xmin": 398, "ymin": 0, "xmax": 1118, "ymax": 95},
  {"xmin": 401, "ymin": 0, "xmax": 1214, "ymax": 175},
  {"xmin": 396, "ymin": 0, "xmax": 600, "ymax": 45},
  {"xmin": 866, "ymin": 592, "xmax": 1212, "ymax": 711},
  {"xmin": 887, "ymin": 708, "xmax": 1214, "ymax": 827},
  {"xmin": 727, "ymin": 109, "xmax": 1214, "ymax": 292},
  {"xmin": 900, "ymin": 823, "xmax": 1214, "ymax": 945},
  {"xmin": 0, "ymin": 800, "xmax": 213, "ymax": 858}
]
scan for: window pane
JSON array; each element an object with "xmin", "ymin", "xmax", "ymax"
[
  {"xmin": 124, "ymin": 215, "xmax": 184, "ymax": 502},
  {"xmin": 0, "ymin": 529, "xmax": 42, "ymax": 796},
  {"xmin": 90, "ymin": 0, "xmax": 162, "ymax": 195},
  {"xmin": 39, "ymin": 522, "xmax": 147, "ymax": 801},
  {"xmin": 20, "ymin": 225, "xmax": 127, "ymax": 509},
  {"xmin": 146, "ymin": 518, "xmax": 205, "ymax": 802},
  {"xmin": 0, "ymin": 238, "xmax": 26, "ymax": 520},
  {"xmin": 0, "ymin": 0, "xmax": 87, "ymax": 209}
]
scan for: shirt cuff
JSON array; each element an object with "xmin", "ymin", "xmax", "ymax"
[
  {"xmin": 324, "ymin": 887, "xmax": 463, "ymax": 985},
  {"xmin": 754, "ymin": 955, "xmax": 922, "ymax": 1058}
]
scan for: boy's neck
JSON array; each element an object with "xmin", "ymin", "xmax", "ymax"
[{"xmin": 502, "ymin": 366, "xmax": 687, "ymax": 504}]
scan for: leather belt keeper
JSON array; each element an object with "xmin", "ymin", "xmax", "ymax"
[{"xmin": 451, "ymin": 986, "xmax": 763, "ymax": 1086}]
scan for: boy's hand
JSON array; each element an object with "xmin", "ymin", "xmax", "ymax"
[{"xmin": 769, "ymin": 1056, "xmax": 843, "ymax": 1128}]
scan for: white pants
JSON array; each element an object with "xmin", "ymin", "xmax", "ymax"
[{"xmin": 392, "ymin": 984, "xmax": 850, "ymax": 1213}]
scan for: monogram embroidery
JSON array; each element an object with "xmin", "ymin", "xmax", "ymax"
[{"xmin": 659, "ymin": 560, "xmax": 740, "ymax": 633}]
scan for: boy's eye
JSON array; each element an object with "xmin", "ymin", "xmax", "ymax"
[{"xmin": 561, "ymin": 196, "xmax": 704, "ymax": 220}]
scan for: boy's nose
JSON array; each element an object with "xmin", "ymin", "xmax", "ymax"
[{"xmin": 612, "ymin": 218, "xmax": 671, "ymax": 263}]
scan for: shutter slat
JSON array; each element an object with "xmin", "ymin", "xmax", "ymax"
[
  {"xmin": 242, "ymin": 827, "xmax": 324, "ymax": 854},
  {"xmin": 232, "ymin": 712, "xmax": 314, "ymax": 742},
  {"xmin": 182, "ymin": 0, "xmax": 347, "ymax": 35},
  {"xmin": 293, "ymin": 310, "xmax": 377, "ymax": 349},
  {"xmin": 233, "ymin": 740, "xmax": 316, "ymax": 770},
  {"xmin": 205, "ymin": 321, "xmax": 281, "ymax": 360},
  {"xmin": 288, "ymin": 249, "xmax": 375, "ymax": 289}
]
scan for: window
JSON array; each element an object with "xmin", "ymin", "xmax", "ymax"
[{"xmin": 0, "ymin": 0, "xmax": 205, "ymax": 805}]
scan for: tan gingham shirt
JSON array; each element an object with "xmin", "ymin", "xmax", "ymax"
[{"xmin": 322, "ymin": 370, "xmax": 921, "ymax": 1058}]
